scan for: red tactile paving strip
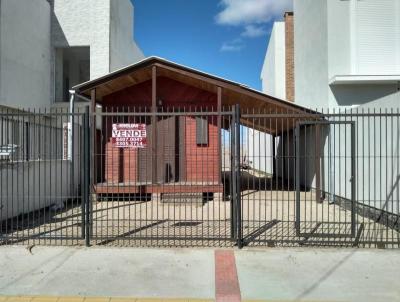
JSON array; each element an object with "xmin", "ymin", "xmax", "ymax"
[{"xmin": 215, "ymin": 250, "xmax": 241, "ymax": 302}]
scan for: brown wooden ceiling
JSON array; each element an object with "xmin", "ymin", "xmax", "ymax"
[{"xmin": 73, "ymin": 57, "xmax": 319, "ymax": 135}]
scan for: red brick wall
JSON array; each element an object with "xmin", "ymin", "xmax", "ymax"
[
  {"xmin": 105, "ymin": 142, "xmax": 120, "ymax": 184},
  {"xmin": 105, "ymin": 118, "xmax": 220, "ymax": 185},
  {"xmin": 101, "ymin": 77, "xmax": 220, "ymax": 185},
  {"xmin": 285, "ymin": 12, "xmax": 295, "ymax": 102},
  {"xmin": 184, "ymin": 117, "xmax": 219, "ymax": 183},
  {"xmin": 123, "ymin": 148, "xmax": 138, "ymax": 183}
]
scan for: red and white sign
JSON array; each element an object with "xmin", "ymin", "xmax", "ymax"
[{"xmin": 111, "ymin": 123, "xmax": 147, "ymax": 148}]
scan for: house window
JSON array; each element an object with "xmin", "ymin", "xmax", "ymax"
[{"xmin": 196, "ymin": 117, "xmax": 208, "ymax": 145}]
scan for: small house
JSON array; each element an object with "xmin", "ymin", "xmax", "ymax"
[{"xmin": 72, "ymin": 57, "xmax": 310, "ymax": 199}]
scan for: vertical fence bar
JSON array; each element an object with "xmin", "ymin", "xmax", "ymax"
[
  {"xmin": 84, "ymin": 107, "xmax": 91, "ymax": 246},
  {"xmin": 230, "ymin": 106, "xmax": 237, "ymax": 240},
  {"xmin": 295, "ymin": 122, "xmax": 300, "ymax": 236},
  {"xmin": 80, "ymin": 111, "xmax": 86, "ymax": 240},
  {"xmin": 351, "ymin": 121, "xmax": 356, "ymax": 237},
  {"xmin": 234, "ymin": 104, "xmax": 242, "ymax": 248}
]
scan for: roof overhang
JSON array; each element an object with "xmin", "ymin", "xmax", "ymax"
[{"xmin": 73, "ymin": 56, "xmax": 320, "ymax": 135}]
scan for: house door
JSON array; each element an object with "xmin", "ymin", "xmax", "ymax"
[
  {"xmin": 137, "ymin": 116, "xmax": 183, "ymax": 183},
  {"xmin": 156, "ymin": 116, "xmax": 178, "ymax": 183},
  {"xmin": 295, "ymin": 121, "xmax": 356, "ymax": 241}
]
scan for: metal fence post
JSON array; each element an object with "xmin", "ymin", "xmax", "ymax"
[
  {"xmin": 234, "ymin": 104, "xmax": 242, "ymax": 248},
  {"xmin": 295, "ymin": 123, "xmax": 301, "ymax": 236},
  {"xmin": 80, "ymin": 112, "xmax": 85, "ymax": 240},
  {"xmin": 351, "ymin": 121, "xmax": 356, "ymax": 237},
  {"xmin": 230, "ymin": 106, "xmax": 237, "ymax": 240},
  {"xmin": 83, "ymin": 106, "xmax": 91, "ymax": 246}
]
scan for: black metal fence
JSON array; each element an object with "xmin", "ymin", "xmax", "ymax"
[
  {"xmin": 89, "ymin": 107, "xmax": 236, "ymax": 247},
  {"xmin": 0, "ymin": 107, "xmax": 87, "ymax": 246},
  {"xmin": 0, "ymin": 106, "xmax": 399, "ymax": 248}
]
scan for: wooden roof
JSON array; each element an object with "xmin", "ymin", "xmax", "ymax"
[{"xmin": 73, "ymin": 57, "xmax": 319, "ymax": 135}]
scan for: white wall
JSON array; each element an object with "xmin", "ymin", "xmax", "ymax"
[
  {"xmin": 353, "ymin": 0, "xmax": 400, "ymax": 75},
  {"xmin": 0, "ymin": 117, "xmax": 83, "ymax": 221},
  {"xmin": 294, "ymin": 0, "xmax": 329, "ymax": 109},
  {"xmin": 327, "ymin": 0, "xmax": 400, "ymax": 108},
  {"xmin": 329, "ymin": 83, "xmax": 400, "ymax": 107},
  {"xmin": 110, "ymin": 0, "xmax": 145, "ymax": 71},
  {"xmin": 248, "ymin": 129, "xmax": 275, "ymax": 175},
  {"xmin": 0, "ymin": 161, "xmax": 72, "ymax": 221},
  {"xmin": 261, "ymin": 22, "xmax": 286, "ymax": 100},
  {"xmin": 51, "ymin": 0, "xmax": 111, "ymax": 80},
  {"xmin": 294, "ymin": 0, "xmax": 400, "ymax": 109},
  {"xmin": 327, "ymin": 0, "xmax": 351, "ymax": 84},
  {"xmin": 252, "ymin": 23, "xmax": 285, "ymax": 174},
  {"xmin": 0, "ymin": 0, "xmax": 144, "ymax": 108},
  {"xmin": 0, "ymin": 0, "xmax": 51, "ymax": 109},
  {"xmin": 255, "ymin": 0, "xmax": 400, "ymax": 217}
]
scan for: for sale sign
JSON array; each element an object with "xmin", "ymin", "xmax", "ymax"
[{"xmin": 112, "ymin": 123, "xmax": 147, "ymax": 148}]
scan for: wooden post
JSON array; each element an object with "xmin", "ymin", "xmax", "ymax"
[
  {"xmin": 217, "ymin": 86, "xmax": 222, "ymax": 183},
  {"xmin": 151, "ymin": 65, "xmax": 157, "ymax": 184}
]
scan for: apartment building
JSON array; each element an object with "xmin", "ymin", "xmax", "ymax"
[
  {"xmin": 261, "ymin": 0, "xmax": 400, "ymax": 109},
  {"xmin": 0, "ymin": 0, "xmax": 144, "ymax": 109},
  {"xmin": 250, "ymin": 0, "xmax": 400, "ymax": 216}
]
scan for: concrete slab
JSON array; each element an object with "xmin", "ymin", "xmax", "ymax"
[
  {"xmin": 0, "ymin": 298, "xmax": 214, "ymax": 302},
  {"xmin": 0, "ymin": 247, "xmax": 215, "ymax": 300},
  {"xmin": 235, "ymin": 248, "xmax": 400, "ymax": 302},
  {"xmin": 1, "ymin": 246, "xmax": 399, "ymax": 302}
]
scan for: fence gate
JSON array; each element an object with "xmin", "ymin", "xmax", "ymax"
[
  {"xmin": 238, "ymin": 110, "xmax": 400, "ymax": 248},
  {"xmin": 295, "ymin": 121, "xmax": 356, "ymax": 244},
  {"xmin": 87, "ymin": 108, "xmax": 239, "ymax": 247}
]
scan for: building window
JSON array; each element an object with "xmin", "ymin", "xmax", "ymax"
[
  {"xmin": 55, "ymin": 46, "xmax": 90, "ymax": 102},
  {"xmin": 196, "ymin": 117, "xmax": 208, "ymax": 146}
]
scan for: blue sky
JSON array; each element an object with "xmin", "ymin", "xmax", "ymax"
[{"xmin": 132, "ymin": 0, "xmax": 292, "ymax": 91}]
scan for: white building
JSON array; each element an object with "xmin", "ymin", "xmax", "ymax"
[
  {"xmin": 260, "ymin": 22, "xmax": 286, "ymax": 100},
  {"xmin": 249, "ymin": 17, "xmax": 290, "ymax": 176},
  {"xmin": 261, "ymin": 0, "xmax": 400, "ymax": 109},
  {"xmin": 0, "ymin": 0, "xmax": 144, "ymax": 109},
  {"xmin": 251, "ymin": 0, "xmax": 400, "ymax": 217},
  {"xmin": 0, "ymin": 0, "xmax": 144, "ymax": 221}
]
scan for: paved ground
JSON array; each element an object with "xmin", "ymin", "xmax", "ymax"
[
  {"xmin": 0, "ymin": 246, "xmax": 399, "ymax": 302},
  {"xmin": 4, "ymin": 190, "xmax": 397, "ymax": 248}
]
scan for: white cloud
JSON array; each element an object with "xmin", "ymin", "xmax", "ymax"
[
  {"xmin": 241, "ymin": 24, "xmax": 268, "ymax": 38},
  {"xmin": 220, "ymin": 38, "xmax": 245, "ymax": 52},
  {"xmin": 216, "ymin": 0, "xmax": 293, "ymax": 26}
]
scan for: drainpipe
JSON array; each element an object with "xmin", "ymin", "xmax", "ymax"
[
  {"xmin": 68, "ymin": 91, "xmax": 92, "ymax": 158},
  {"xmin": 69, "ymin": 90, "xmax": 76, "ymax": 197},
  {"xmin": 69, "ymin": 90, "xmax": 92, "ymax": 198},
  {"xmin": 68, "ymin": 90, "xmax": 75, "ymax": 161}
]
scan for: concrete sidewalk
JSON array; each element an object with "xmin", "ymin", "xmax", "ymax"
[{"xmin": 0, "ymin": 246, "xmax": 399, "ymax": 302}]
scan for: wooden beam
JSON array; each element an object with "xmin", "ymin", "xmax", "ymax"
[
  {"xmin": 152, "ymin": 66, "xmax": 157, "ymax": 110},
  {"xmin": 151, "ymin": 65, "xmax": 157, "ymax": 184},
  {"xmin": 154, "ymin": 63, "xmax": 310, "ymax": 114}
]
